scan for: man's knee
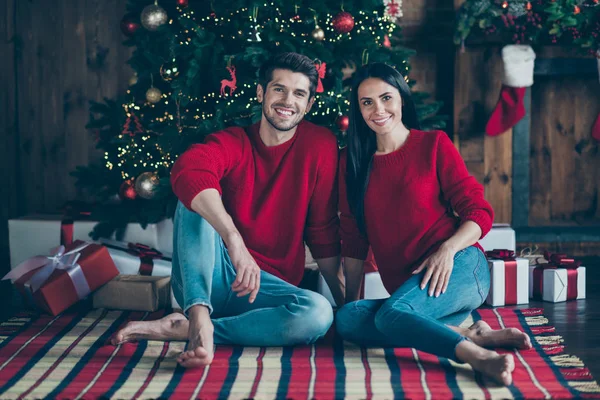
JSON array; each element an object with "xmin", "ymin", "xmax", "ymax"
[{"xmin": 287, "ymin": 291, "xmax": 333, "ymax": 344}]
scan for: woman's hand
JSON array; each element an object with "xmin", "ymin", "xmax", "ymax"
[{"xmin": 412, "ymin": 244, "xmax": 457, "ymax": 297}]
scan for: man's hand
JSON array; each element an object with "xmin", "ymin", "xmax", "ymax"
[
  {"xmin": 412, "ymin": 244, "xmax": 457, "ymax": 297},
  {"xmin": 226, "ymin": 234, "xmax": 261, "ymax": 303}
]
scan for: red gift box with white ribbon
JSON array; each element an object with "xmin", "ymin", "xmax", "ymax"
[{"xmin": 3, "ymin": 240, "xmax": 119, "ymax": 315}]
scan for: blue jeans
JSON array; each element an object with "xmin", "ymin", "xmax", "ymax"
[
  {"xmin": 171, "ymin": 201, "xmax": 333, "ymax": 346},
  {"xmin": 336, "ymin": 246, "xmax": 490, "ymax": 361}
]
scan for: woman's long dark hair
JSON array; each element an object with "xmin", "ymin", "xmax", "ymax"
[{"xmin": 346, "ymin": 63, "xmax": 421, "ymax": 235}]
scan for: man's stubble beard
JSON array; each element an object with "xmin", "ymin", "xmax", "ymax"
[{"xmin": 263, "ymin": 102, "xmax": 304, "ymax": 132}]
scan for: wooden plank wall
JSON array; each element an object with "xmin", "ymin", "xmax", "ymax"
[
  {"xmin": 16, "ymin": 0, "xmax": 133, "ymax": 213},
  {"xmin": 0, "ymin": 0, "xmax": 18, "ymax": 273},
  {"xmin": 529, "ymin": 49, "xmax": 600, "ymax": 227},
  {"xmin": 0, "ymin": 0, "xmax": 132, "ymax": 276},
  {"xmin": 453, "ymin": 47, "xmax": 513, "ymax": 223}
]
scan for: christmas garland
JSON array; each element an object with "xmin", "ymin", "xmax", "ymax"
[{"xmin": 455, "ymin": 0, "xmax": 600, "ymax": 54}]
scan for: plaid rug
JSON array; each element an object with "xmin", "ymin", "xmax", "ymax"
[{"xmin": 1, "ymin": 306, "xmax": 599, "ymax": 399}]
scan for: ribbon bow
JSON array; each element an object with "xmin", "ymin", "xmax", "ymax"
[
  {"xmin": 127, "ymin": 243, "xmax": 163, "ymax": 276},
  {"xmin": 127, "ymin": 243, "xmax": 162, "ymax": 259},
  {"xmin": 485, "ymin": 249, "xmax": 515, "ymax": 260},
  {"xmin": 315, "ymin": 62, "xmax": 326, "ymax": 93},
  {"xmin": 533, "ymin": 251, "xmax": 581, "ymax": 301},
  {"xmin": 542, "ymin": 251, "xmax": 581, "ymax": 269},
  {"xmin": 2, "ymin": 242, "xmax": 92, "ymax": 299}
]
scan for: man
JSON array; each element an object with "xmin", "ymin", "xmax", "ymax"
[{"xmin": 112, "ymin": 53, "xmax": 344, "ymax": 368}]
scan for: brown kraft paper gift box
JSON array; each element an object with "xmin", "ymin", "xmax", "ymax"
[{"xmin": 93, "ymin": 275, "xmax": 171, "ymax": 312}]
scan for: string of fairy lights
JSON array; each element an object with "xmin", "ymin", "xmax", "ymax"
[{"xmin": 107, "ymin": 2, "xmax": 405, "ymax": 192}]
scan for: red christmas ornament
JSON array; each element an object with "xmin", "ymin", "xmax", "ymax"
[
  {"xmin": 119, "ymin": 179, "xmax": 137, "ymax": 200},
  {"xmin": 332, "ymin": 12, "xmax": 355, "ymax": 34},
  {"xmin": 120, "ymin": 13, "xmax": 140, "ymax": 37},
  {"xmin": 176, "ymin": 0, "xmax": 189, "ymax": 7},
  {"xmin": 336, "ymin": 115, "xmax": 349, "ymax": 131}
]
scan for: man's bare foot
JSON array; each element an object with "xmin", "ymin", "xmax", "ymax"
[
  {"xmin": 111, "ymin": 313, "xmax": 188, "ymax": 345},
  {"xmin": 467, "ymin": 320, "xmax": 532, "ymax": 350},
  {"xmin": 177, "ymin": 305, "xmax": 214, "ymax": 368},
  {"xmin": 456, "ymin": 340, "xmax": 515, "ymax": 386}
]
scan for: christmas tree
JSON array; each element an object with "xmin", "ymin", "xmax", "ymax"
[{"xmin": 73, "ymin": 0, "xmax": 446, "ymax": 237}]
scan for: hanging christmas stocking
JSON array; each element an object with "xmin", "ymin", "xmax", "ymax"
[
  {"xmin": 486, "ymin": 45, "xmax": 536, "ymax": 136},
  {"xmin": 593, "ymin": 53, "xmax": 600, "ymax": 142},
  {"xmin": 593, "ymin": 113, "xmax": 600, "ymax": 142}
]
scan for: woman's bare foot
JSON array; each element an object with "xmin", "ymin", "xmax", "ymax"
[
  {"xmin": 467, "ymin": 320, "xmax": 532, "ymax": 350},
  {"xmin": 471, "ymin": 351, "xmax": 515, "ymax": 386},
  {"xmin": 111, "ymin": 313, "xmax": 188, "ymax": 345},
  {"xmin": 176, "ymin": 305, "xmax": 214, "ymax": 368},
  {"xmin": 456, "ymin": 340, "xmax": 515, "ymax": 386}
]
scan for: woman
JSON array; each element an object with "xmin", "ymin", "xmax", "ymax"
[{"xmin": 337, "ymin": 63, "xmax": 531, "ymax": 386}]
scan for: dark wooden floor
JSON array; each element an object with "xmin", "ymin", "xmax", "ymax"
[
  {"xmin": 1, "ymin": 258, "xmax": 599, "ymax": 382},
  {"xmin": 514, "ymin": 256, "xmax": 600, "ymax": 381}
]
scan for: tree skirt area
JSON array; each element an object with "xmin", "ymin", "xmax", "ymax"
[{"xmin": 1, "ymin": 305, "xmax": 599, "ymax": 399}]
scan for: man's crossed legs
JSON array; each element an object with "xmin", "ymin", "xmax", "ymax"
[{"xmin": 112, "ymin": 202, "xmax": 333, "ymax": 367}]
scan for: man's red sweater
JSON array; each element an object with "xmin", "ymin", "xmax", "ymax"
[
  {"xmin": 171, "ymin": 120, "xmax": 341, "ymax": 286},
  {"xmin": 339, "ymin": 129, "xmax": 494, "ymax": 294}
]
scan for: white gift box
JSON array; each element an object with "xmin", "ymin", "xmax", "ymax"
[
  {"xmin": 479, "ymin": 223, "xmax": 516, "ymax": 252},
  {"xmin": 318, "ymin": 271, "xmax": 390, "ymax": 307},
  {"xmin": 100, "ymin": 238, "xmax": 172, "ymax": 277},
  {"xmin": 529, "ymin": 265, "xmax": 586, "ymax": 302},
  {"xmin": 486, "ymin": 257, "xmax": 529, "ymax": 306},
  {"xmin": 8, "ymin": 215, "xmax": 173, "ymax": 269}
]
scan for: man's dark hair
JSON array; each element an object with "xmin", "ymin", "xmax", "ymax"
[{"xmin": 258, "ymin": 52, "xmax": 318, "ymax": 97}]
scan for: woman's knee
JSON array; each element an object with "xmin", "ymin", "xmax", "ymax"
[
  {"xmin": 451, "ymin": 247, "xmax": 490, "ymax": 308},
  {"xmin": 335, "ymin": 303, "xmax": 356, "ymax": 339},
  {"xmin": 373, "ymin": 299, "xmax": 412, "ymax": 335},
  {"xmin": 335, "ymin": 301, "xmax": 377, "ymax": 341}
]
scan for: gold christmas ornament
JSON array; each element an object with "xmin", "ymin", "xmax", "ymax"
[
  {"xmin": 128, "ymin": 74, "xmax": 138, "ymax": 86},
  {"xmin": 311, "ymin": 26, "xmax": 325, "ymax": 41},
  {"xmin": 146, "ymin": 87, "xmax": 162, "ymax": 103},
  {"xmin": 141, "ymin": 3, "xmax": 168, "ymax": 31},
  {"xmin": 135, "ymin": 172, "xmax": 160, "ymax": 199}
]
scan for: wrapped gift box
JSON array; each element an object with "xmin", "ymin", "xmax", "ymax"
[
  {"xmin": 479, "ymin": 223, "xmax": 516, "ymax": 252},
  {"xmin": 100, "ymin": 239, "xmax": 172, "ymax": 276},
  {"xmin": 9, "ymin": 215, "xmax": 173, "ymax": 269},
  {"xmin": 93, "ymin": 275, "xmax": 171, "ymax": 312},
  {"xmin": 528, "ymin": 252, "xmax": 586, "ymax": 302},
  {"xmin": 486, "ymin": 252, "xmax": 529, "ymax": 306},
  {"xmin": 528, "ymin": 265, "xmax": 586, "ymax": 302},
  {"xmin": 4, "ymin": 240, "xmax": 119, "ymax": 315}
]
